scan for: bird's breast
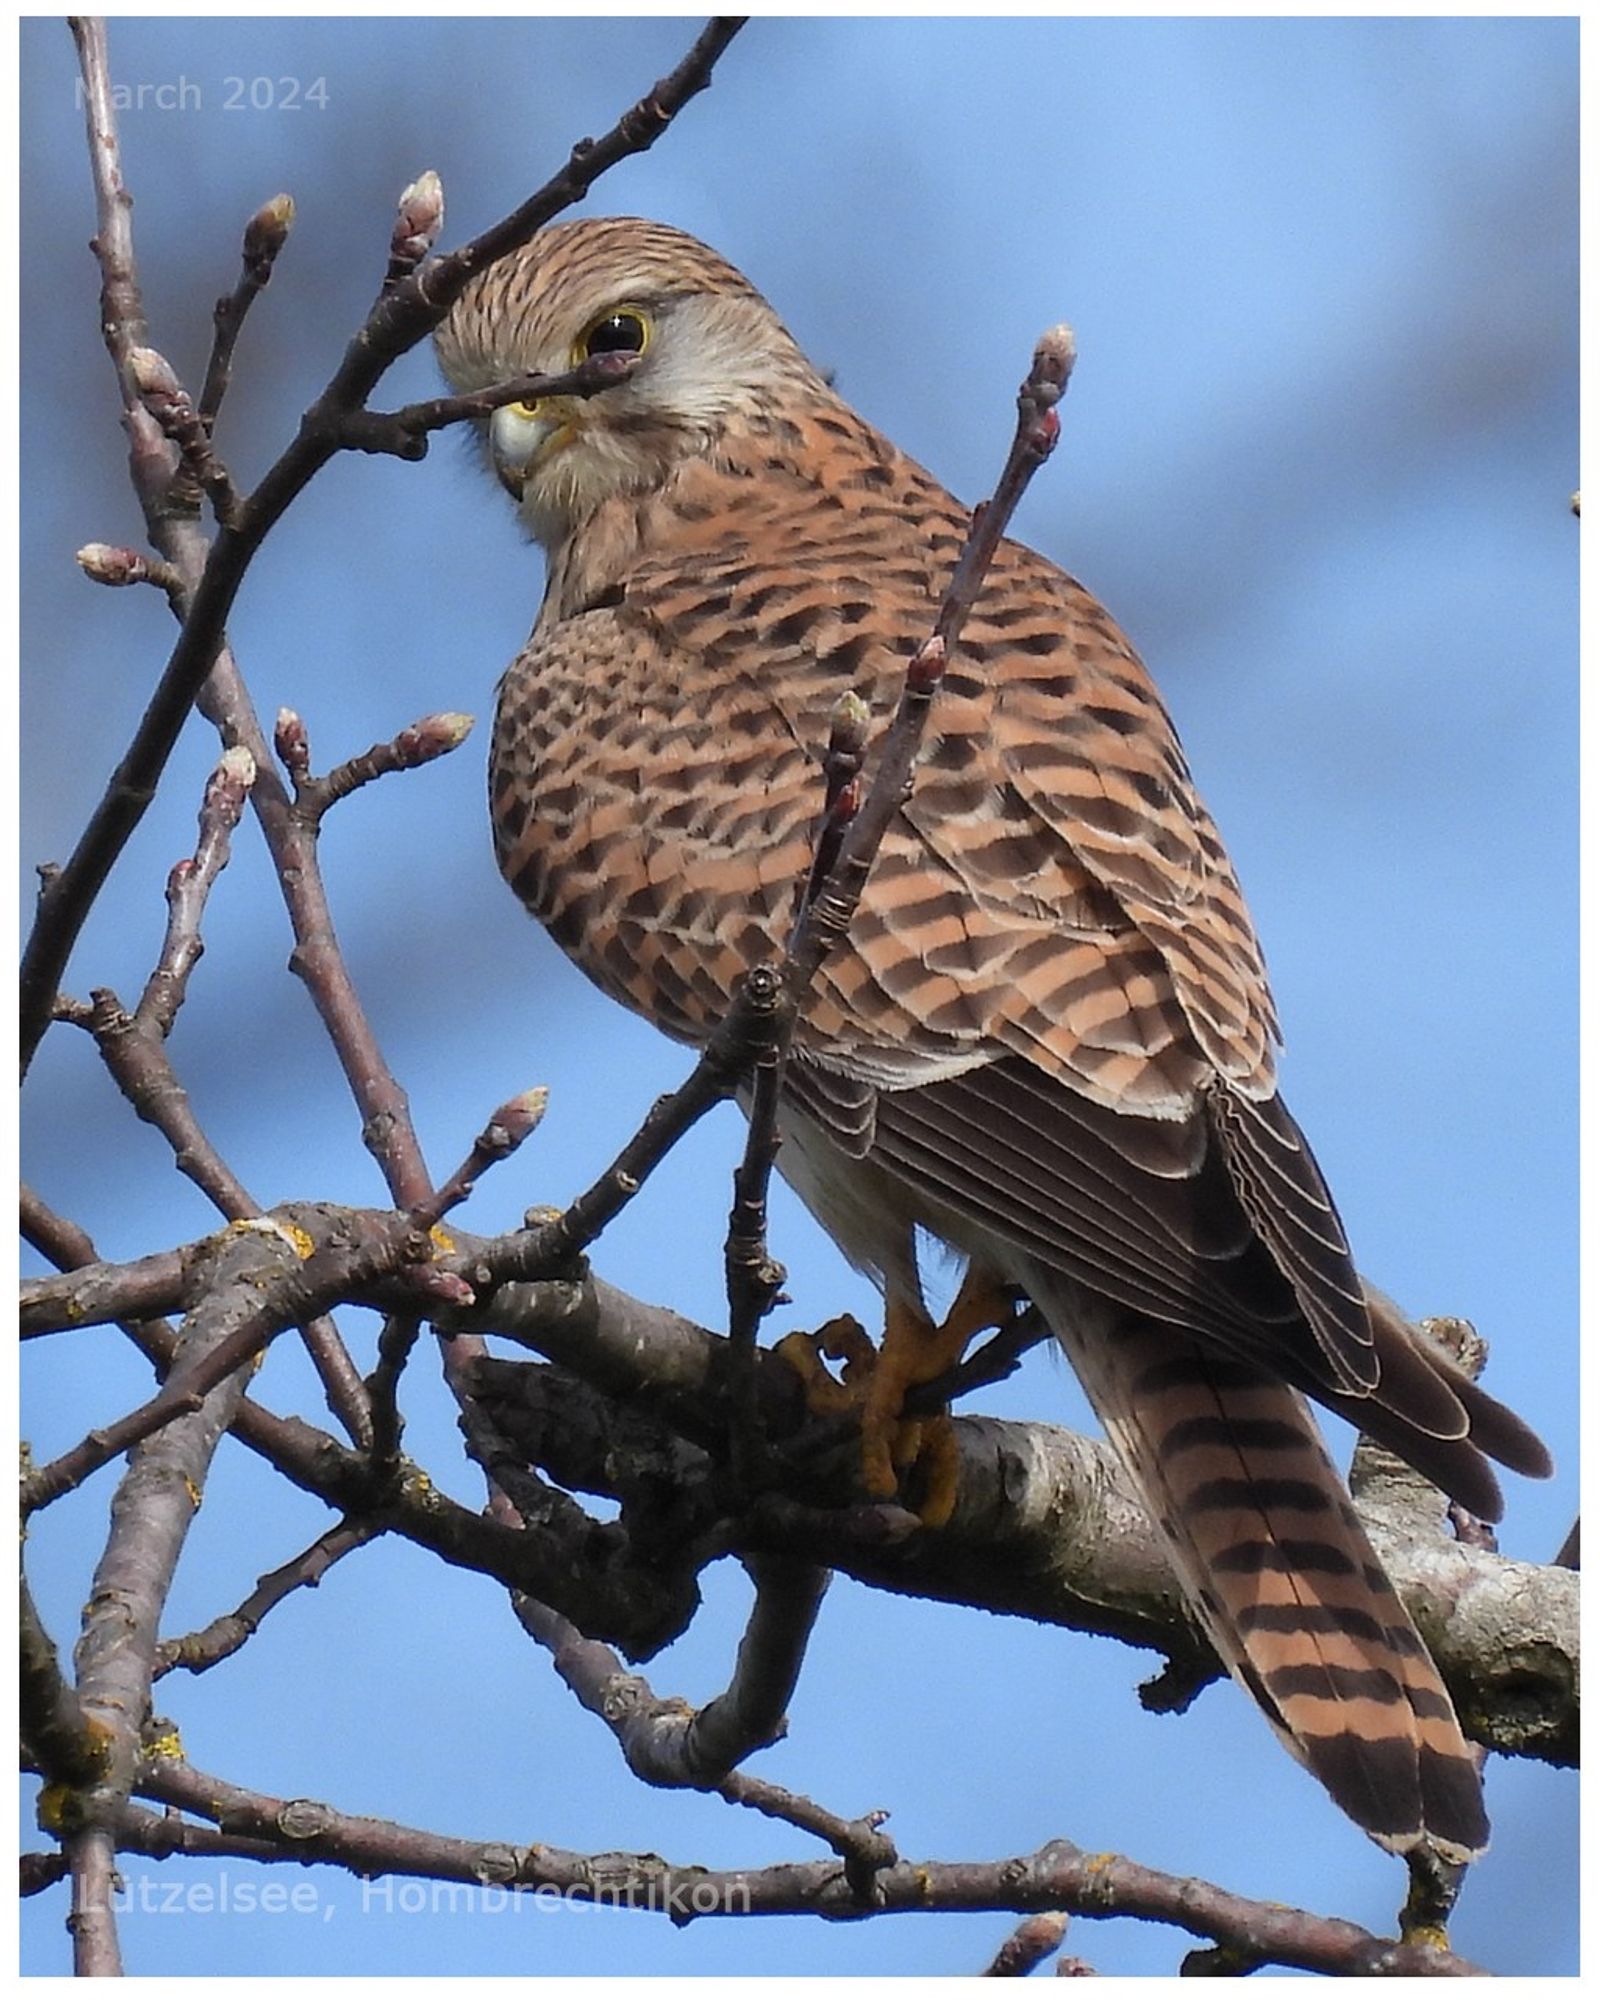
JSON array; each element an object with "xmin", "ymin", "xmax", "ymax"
[{"xmin": 489, "ymin": 629, "xmax": 821, "ymax": 1045}]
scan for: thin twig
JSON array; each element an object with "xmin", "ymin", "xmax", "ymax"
[
  {"xmin": 411, "ymin": 1088, "xmax": 550, "ymax": 1228},
  {"xmin": 59, "ymin": 985, "xmax": 258, "ymax": 1217},
  {"xmin": 20, "ymin": 14, "xmax": 747, "ymax": 1074},
  {"xmin": 335, "ymin": 351, "xmax": 640, "ymax": 460},
  {"xmin": 198, "ymin": 193, "xmax": 294, "ymax": 426},
  {"xmin": 906, "ymin": 1299, "xmax": 1047, "ymax": 1411},
  {"xmin": 722, "ymin": 968, "xmax": 790, "ymax": 1486},
  {"xmin": 135, "ymin": 743, "xmax": 255, "ymax": 1036},
  {"xmin": 43, "ymin": 742, "xmax": 372, "ymax": 1440},
  {"xmin": 125, "ymin": 1757, "xmax": 1487, "ymax": 1975},
  {"xmin": 365, "ymin": 1314, "xmax": 425, "ymax": 1472},
  {"xmin": 127, "ymin": 342, "xmax": 242, "ymax": 523},
  {"xmin": 154, "ymin": 1520, "xmax": 379, "ymax": 1678},
  {"xmin": 384, "ymin": 171, "xmax": 444, "ymax": 290},
  {"xmin": 983, "ymin": 1912, "xmax": 1070, "ymax": 1975},
  {"xmin": 785, "ymin": 324, "xmax": 1075, "ymax": 997},
  {"xmin": 473, "ymin": 976, "xmax": 796, "ymax": 1288},
  {"xmin": 283, "ymin": 708, "xmax": 475, "ymax": 822},
  {"xmin": 75, "ymin": 541, "xmax": 183, "ymax": 597},
  {"xmin": 712, "ymin": 327, "xmax": 1075, "ymax": 1475}
]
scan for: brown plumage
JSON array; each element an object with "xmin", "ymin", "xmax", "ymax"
[{"xmin": 437, "ymin": 216, "xmax": 1550, "ymax": 1863}]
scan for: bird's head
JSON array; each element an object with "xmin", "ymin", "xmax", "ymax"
[{"xmin": 435, "ymin": 217, "xmax": 823, "ymax": 548}]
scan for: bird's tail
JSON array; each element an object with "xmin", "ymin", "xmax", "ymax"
[{"xmin": 1036, "ymin": 1279, "xmax": 1488, "ymax": 1862}]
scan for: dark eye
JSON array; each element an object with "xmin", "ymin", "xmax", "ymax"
[{"xmin": 582, "ymin": 310, "xmax": 650, "ymax": 358}]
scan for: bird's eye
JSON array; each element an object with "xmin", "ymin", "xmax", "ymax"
[{"xmin": 577, "ymin": 309, "xmax": 651, "ymax": 362}]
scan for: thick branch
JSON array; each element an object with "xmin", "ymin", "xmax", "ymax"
[
  {"xmin": 25, "ymin": 1196, "xmax": 1570, "ymax": 1757},
  {"xmin": 22, "ymin": 1214, "xmax": 429, "ymax": 1513},
  {"xmin": 20, "ymin": 1183, "xmax": 1576, "ymax": 1765},
  {"xmin": 460, "ymin": 1282, "xmax": 1578, "ymax": 1766},
  {"xmin": 20, "ymin": 1571, "xmax": 100, "ymax": 1787},
  {"xmin": 62, "ymin": 1214, "xmax": 339, "ymax": 1973}
]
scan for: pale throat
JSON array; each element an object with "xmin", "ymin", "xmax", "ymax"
[{"xmin": 538, "ymin": 418, "xmax": 770, "ymax": 623}]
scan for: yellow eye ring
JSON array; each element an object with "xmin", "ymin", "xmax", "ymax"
[{"xmin": 571, "ymin": 307, "xmax": 652, "ymax": 367}]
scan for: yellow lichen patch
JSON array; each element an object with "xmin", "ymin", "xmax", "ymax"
[
  {"xmin": 429, "ymin": 1225, "xmax": 457, "ymax": 1258},
  {"xmin": 1075, "ymin": 1851, "xmax": 1121, "ymax": 1913},
  {"xmin": 35, "ymin": 1783, "xmax": 78, "ymax": 1834},
  {"xmin": 144, "ymin": 1724, "xmax": 185, "ymax": 1763},
  {"xmin": 184, "ymin": 1476, "xmax": 203, "ymax": 1511}
]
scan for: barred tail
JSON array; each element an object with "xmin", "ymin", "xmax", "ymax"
[{"xmin": 1043, "ymin": 1291, "xmax": 1488, "ymax": 1861}]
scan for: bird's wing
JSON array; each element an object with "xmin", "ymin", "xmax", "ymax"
[{"xmin": 856, "ymin": 1057, "xmax": 1548, "ymax": 1514}]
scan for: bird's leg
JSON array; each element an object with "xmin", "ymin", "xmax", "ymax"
[{"xmin": 857, "ymin": 1263, "xmax": 1012, "ymax": 1526}]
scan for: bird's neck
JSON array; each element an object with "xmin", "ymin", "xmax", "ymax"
[{"xmin": 538, "ymin": 399, "xmax": 843, "ymax": 626}]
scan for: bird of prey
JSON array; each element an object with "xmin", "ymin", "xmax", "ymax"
[{"xmin": 435, "ymin": 216, "xmax": 1549, "ymax": 1865}]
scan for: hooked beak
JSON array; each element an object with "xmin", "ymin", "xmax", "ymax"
[{"xmin": 489, "ymin": 398, "xmax": 581, "ymax": 497}]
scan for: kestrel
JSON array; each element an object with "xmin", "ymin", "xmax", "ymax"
[{"xmin": 436, "ymin": 217, "xmax": 1550, "ymax": 1865}]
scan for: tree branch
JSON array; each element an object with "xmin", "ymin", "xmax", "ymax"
[
  {"xmin": 512, "ymin": 1557, "xmax": 892, "ymax": 1882},
  {"xmin": 24, "ymin": 1201, "xmax": 1572, "ymax": 1763},
  {"xmin": 120, "ymin": 1755, "xmax": 1486, "ymax": 1974},
  {"xmin": 153, "ymin": 1520, "xmax": 380, "ymax": 1680},
  {"xmin": 21, "ymin": 13, "xmax": 748, "ymax": 1074}
]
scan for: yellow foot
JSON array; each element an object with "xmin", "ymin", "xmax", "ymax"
[
  {"xmin": 774, "ymin": 1315, "xmax": 879, "ymax": 1418},
  {"xmin": 776, "ymin": 1267, "xmax": 1014, "ymax": 1529}
]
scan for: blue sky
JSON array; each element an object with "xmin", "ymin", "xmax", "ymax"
[{"xmin": 20, "ymin": 14, "xmax": 1576, "ymax": 1979}]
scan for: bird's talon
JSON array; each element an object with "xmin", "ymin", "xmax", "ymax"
[
  {"xmin": 906, "ymin": 1412, "xmax": 961, "ymax": 1529},
  {"xmin": 774, "ymin": 1324, "xmax": 863, "ymax": 1418},
  {"xmin": 816, "ymin": 1313, "xmax": 879, "ymax": 1383},
  {"xmin": 773, "ymin": 1304, "xmax": 973, "ymax": 1522}
]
